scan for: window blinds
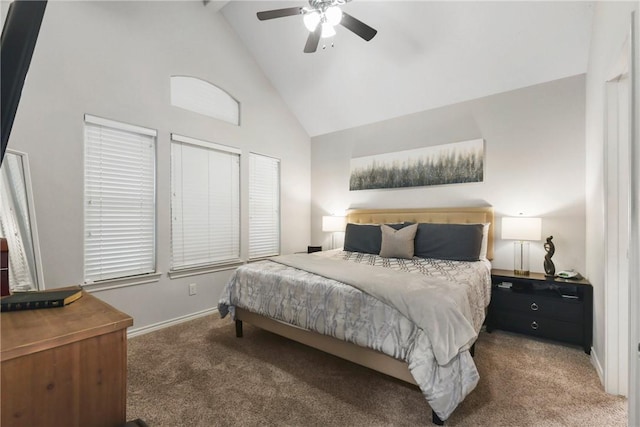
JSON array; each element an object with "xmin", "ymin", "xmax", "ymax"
[
  {"xmin": 249, "ymin": 153, "xmax": 280, "ymax": 259},
  {"xmin": 171, "ymin": 134, "xmax": 240, "ymax": 269},
  {"xmin": 84, "ymin": 115, "xmax": 156, "ymax": 283}
]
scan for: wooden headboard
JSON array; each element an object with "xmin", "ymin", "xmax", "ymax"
[{"xmin": 346, "ymin": 207, "xmax": 495, "ymax": 260}]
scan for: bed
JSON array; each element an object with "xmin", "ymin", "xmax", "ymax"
[{"xmin": 218, "ymin": 207, "xmax": 494, "ymax": 425}]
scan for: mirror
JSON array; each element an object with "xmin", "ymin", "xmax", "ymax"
[{"xmin": 0, "ymin": 150, "xmax": 43, "ymax": 291}]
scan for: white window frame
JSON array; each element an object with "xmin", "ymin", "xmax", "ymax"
[
  {"xmin": 170, "ymin": 133, "xmax": 241, "ymax": 273},
  {"xmin": 249, "ymin": 152, "xmax": 280, "ymax": 259},
  {"xmin": 83, "ymin": 114, "xmax": 157, "ymax": 284}
]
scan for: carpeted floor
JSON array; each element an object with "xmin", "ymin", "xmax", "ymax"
[{"xmin": 127, "ymin": 314, "xmax": 626, "ymax": 426}]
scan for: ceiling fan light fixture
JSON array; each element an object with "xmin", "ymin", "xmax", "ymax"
[
  {"xmin": 325, "ymin": 6, "xmax": 342, "ymax": 26},
  {"xmin": 303, "ymin": 11, "xmax": 321, "ymax": 31},
  {"xmin": 320, "ymin": 21, "xmax": 336, "ymax": 38},
  {"xmin": 256, "ymin": 1, "xmax": 377, "ymax": 53}
]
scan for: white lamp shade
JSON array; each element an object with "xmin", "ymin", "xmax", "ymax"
[
  {"xmin": 303, "ymin": 11, "xmax": 320, "ymax": 31},
  {"xmin": 322, "ymin": 215, "xmax": 346, "ymax": 232},
  {"xmin": 325, "ymin": 6, "xmax": 342, "ymax": 25},
  {"xmin": 501, "ymin": 217, "xmax": 542, "ymax": 241}
]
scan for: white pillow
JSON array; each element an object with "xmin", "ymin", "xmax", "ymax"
[{"xmin": 479, "ymin": 223, "xmax": 491, "ymax": 260}]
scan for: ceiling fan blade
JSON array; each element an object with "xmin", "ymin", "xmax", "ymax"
[
  {"xmin": 257, "ymin": 7, "xmax": 303, "ymax": 21},
  {"xmin": 340, "ymin": 12, "xmax": 377, "ymax": 41},
  {"xmin": 304, "ymin": 25, "xmax": 322, "ymax": 53}
]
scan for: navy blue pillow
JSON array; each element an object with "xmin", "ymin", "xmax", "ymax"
[
  {"xmin": 343, "ymin": 223, "xmax": 406, "ymax": 254},
  {"xmin": 414, "ymin": 223, "xmax": 484, "ymax": 261}
]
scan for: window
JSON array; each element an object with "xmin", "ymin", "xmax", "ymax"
[
  {"xmin": 84, "ymin": 115, "xmax": 156, "ymax": 283},
  {"xmin": 249, "ymin": 153, "xmax": 280, "ymax": 259},
  {"xmin": 170, "ymin": 76, "xmax": 240, "ymax": 125},
  {"xmin": 170, "ymin": 134, "xmax": 240, "ymax": 270}
]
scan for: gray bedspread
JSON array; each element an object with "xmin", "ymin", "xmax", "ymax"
[
  {"xmin": 269, "ymin": 253, "xmax": 477, "ymax": 366},
  {"xmin": 218, "ymin": 250, "xmax": 491, "ymax": 420}
]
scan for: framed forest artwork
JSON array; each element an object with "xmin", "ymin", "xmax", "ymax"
[{"xmin": 349, "ymin": 139, "xmax": 484, "ymax": 191}]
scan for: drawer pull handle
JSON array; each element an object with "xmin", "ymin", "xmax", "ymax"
[
  {"xmin": 530, "ymin": 302, "xmax": 539, "ymax": 311},
  {"xmin": 531, "ymin": 321, "xmax": 539, "ymax": 330}
]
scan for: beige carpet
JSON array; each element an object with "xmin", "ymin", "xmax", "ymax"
[{"xmin": 127, "ymin": 315, "xmax": 626, "ymax": 426}]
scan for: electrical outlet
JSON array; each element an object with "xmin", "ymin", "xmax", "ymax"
[{"xmin": 189, "ymin": 283, "xmax": 197, "ymax": 296}]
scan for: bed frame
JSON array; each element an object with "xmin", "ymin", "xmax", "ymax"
[{"xmin": 234, "ymin": 206, "xmax": 494, "ymax": 425}]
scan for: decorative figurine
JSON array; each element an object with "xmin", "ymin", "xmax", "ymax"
[{"xmin": 544, "ymin": 235, "xmax": 555, "ymax": 278}]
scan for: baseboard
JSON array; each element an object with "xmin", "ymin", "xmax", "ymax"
[
  {"xmin": 591, "ymin": 346, "xmax": 605, "ymax": 387},
  {"xmin": 127, "ymin": 307, "xmax": 218, "ymax": 338}
]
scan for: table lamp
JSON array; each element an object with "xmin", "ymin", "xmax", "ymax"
[
  {"xmin": 501, "ymin": 217, "xmax": 542, "ymax": 276},
  {"xmin": 322, "ymin": 215, "xmax": 346, "ymax": 249}
]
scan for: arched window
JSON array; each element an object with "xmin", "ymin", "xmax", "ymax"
[{"xmin": 170, "ymin": 76, "xmax": 239, "ymax": 125}]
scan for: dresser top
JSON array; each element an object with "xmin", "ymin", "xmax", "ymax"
[
  {"xmin": 1, "ymin": 289, "xmax": 133, "ymax": 362},
  {"xmin": 491, "ymin": 269, "xmax": 591, "ymax": 286}
]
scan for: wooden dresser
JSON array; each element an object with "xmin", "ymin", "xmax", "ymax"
[{"xmin": 1, "ymin": 289, "xmax": 133, "ymax": 427}]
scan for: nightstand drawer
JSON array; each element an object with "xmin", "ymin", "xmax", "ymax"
[
  {"xmin": 492, "ymin": 310, "xmax": 584, "ymax": 345},
  {"xmin": 491, "ymin": 289, "xmax": 582, "ymax": 323}
]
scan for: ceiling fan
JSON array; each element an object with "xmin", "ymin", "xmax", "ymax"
[{"xmin": 257, "ymin": 0, "xmax": 377, "ymax": 53}]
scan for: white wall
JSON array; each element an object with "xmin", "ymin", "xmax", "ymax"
[
  {"xmin": 585, "ymin": 0, "xmax": 639, "ymax": 394},
  {"xmin": 311, "ymin": 75, "xmax": 587, "ymax": 275},
  {"xmin": 5, "ymin": 1, "xmax": 311, "ymax": 332}
]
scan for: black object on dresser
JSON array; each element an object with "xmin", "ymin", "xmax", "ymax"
[{"xmin": 487, "ymin": 269, "xmax": 593, "ymax": 354}]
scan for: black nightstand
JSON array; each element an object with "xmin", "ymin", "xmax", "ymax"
[{"xmin": 487, "ymin": 269, "xmax": 593, "ymax": 354}]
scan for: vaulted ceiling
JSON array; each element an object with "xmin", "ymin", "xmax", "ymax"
[{"xmin": 218, "ymin": 1, "xmax": 594, "ymax": 137}]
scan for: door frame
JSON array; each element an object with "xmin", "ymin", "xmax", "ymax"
[
  {"xmin": 628, "ymin": 10, "xmax": 639, "ymax": 427},
  {"xmin": 603, "ymin": 24, "xmax": 632, "ymax": 398}
]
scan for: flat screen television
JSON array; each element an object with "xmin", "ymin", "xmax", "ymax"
[{"xmin": 1, "ymin": 0, "xmax": 47, "ymax": 164}]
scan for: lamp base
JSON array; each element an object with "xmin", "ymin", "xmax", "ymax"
[{"xmin": 513, "ymin": 241, "xmax": 530, "ymax": 277}]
